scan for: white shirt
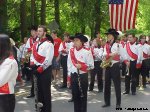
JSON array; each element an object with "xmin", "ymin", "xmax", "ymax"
[
  {"xmin": 103, "ymin": 42, "xmax": 124, "ymax": 64},
  {"xmin": 67, "ymin": 47, "xmax": 94, "ymax": 77},
  {"xmin": 30, "ymin": 39, "xmax": 54, "ymax": 71},
  {"xmin": 19, "ymin": 44, "xmax": 27, "ymax": 59},
  {"xmin": 0, "ymin": 56, "xmax": 18, "ymax": 94},
  {"xmin": 58, "ymin": 42, "xmax": 74, "ymax": 56}
]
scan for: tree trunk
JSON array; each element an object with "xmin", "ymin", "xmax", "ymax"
[
  {"xmin": 54, "ymin": 0, "xmax": 60, "ymax": 29},
  {"xmin": 0, "ymin": 0, "xmax": 8, "ymax": 33},
  {"xmin": 31, "ymin": 0, "xmax": 35, "ymax": 25},
  {"xmin": 20, "ymin": 0, "xmax": 27, "ymax": 41},
  {"xmin": 41, "ymin": 0, "xmax": 46, "ymax": 25},
  {"xmin": 94, "ymin": 0, "xmax": 101, "ymax": 36}
]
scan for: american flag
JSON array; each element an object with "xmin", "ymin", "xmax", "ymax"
[{"xmin": 109, "ymin": 0, "xmax": 138, "ymax": 31}]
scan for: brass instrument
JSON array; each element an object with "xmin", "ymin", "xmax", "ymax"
[
  {"xmin": 24, "ymin": 52, "xmax": 31, "ymax": 63},
  {"xmin": 126, "ymin": 67, "xmax": 129, "ymax": 76},
  {"xmin": 100, "ymin": 56, "xmax": 113, "ymax": 69},
  {"xmin": 139, "ymin": 75, "xmax": 144, "ymax": 91}
]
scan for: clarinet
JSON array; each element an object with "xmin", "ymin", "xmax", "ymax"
[
  {"xmin": 77, "ymin": 69, "xmax": 84, "ymax": 98},
  {"xmin": 33, "ymin": 69, "xmax": 43, "ymax": 112}
]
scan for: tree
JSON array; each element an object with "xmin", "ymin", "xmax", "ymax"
[
  {"xmin": 0, "ymin": 0, "xmax": 8, "ymax": 33},
  {"xmin": 54, "ymin": 0, "xmax": 61, "ymax": 30},
  {"xmin": 20, "ymin": 0, "xmax": 27, "ymax": 41},
  {"xmin": 41, "ymin": 0, "xmax": 46, "ymax": 25}
]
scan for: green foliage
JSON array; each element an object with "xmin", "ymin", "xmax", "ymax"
[{"xmin": 1, "ymin": 0, "xmax": 150, "ymax": 42}]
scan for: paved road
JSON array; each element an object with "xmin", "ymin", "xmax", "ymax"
[{"xmin": 15, "ymin": 79, "xmax": 150, "ymax": 112}]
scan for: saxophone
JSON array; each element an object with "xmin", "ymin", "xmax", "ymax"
[
  {"xmin": 24, "ymin": 52, "xmax": 31, "ymax": 63},
  {"xmin": 100, "ymin": 56, "xmax": 113, "ymax": 69}
]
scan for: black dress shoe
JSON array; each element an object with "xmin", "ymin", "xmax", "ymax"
[
  {"xmin": 102, "ymin": 104, "xmax": 110, "ymax": 108},
  {"xmin": 132, "ymin": 92, "xmax": 136, "ymax": 95},
  {"xmin": 68, "ymin": 98, "xmax": 74, "ymax": 102},
  {"xmin": 123, "ymin": 91, "xmax": 129, "ymax": 95},
  {"xmin": 26, "ymin": 94, "xmax": 35, "ymax": 98},
  {"xmin": 116, "ymin": 104, "xmax": 121, "ymax": 108}
]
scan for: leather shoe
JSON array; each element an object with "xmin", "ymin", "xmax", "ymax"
[
  {"xmin": 123, "ymin": 91, "xmax": 129, "ymax": 95},
  {"xmin": 68, "ymin": 98, "xmax": 74, "ymax": 102},
  {"xmin": 102, "ymin": 104, "xmax": 110, "ymax": 108},
  {"xmin": 89, "ymin": 89, "xmax": 93, "ymax": 91},
  {"xmin": 26, "ymin": 94, "xmax": 35, "ymax": 98},
  {"xmin": 116, "ymin": 104, "xmax": 121, "ymax": 108}
]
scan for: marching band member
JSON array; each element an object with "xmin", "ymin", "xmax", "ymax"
[
  {"xmin": 58, "ymin": 32, "xmax": 72, "ymax": 88},
  {"xmin": 67, "ymin": 33, "xmax": 94, "ymax": 112},
  {"xmin": 89, "ymin": 38, "xmax": 103, "ymax": 92},
  {"xmin": 25, "ymin": 26, "xmax": 39, "ymax": 53},
  {"xmin": 119, "ymin": 33, "xmax": 128, "ymax": 77},
  {"xmin": 0, "ymin": 34, "xmax": 18, "ymax": 112},
  {"xmin": 19, "ymin": 37, "xmax": 29, "ymax": 80},
  {"xmin": 123, "ymin": 33, "xmax": 142, "ymax": 95},
  {"xmin": 102, "ymin": 29, "xmax": 123, "ymax": 108},
  {"xmin": 25, "ymin": 26, "xmax": 39, "ymax": 98},
  {"xmin": 30, "ymin": 25, "xmax": 54, "ymax": 112},
  {"xmin": 137, "ymin": 35, "xmax": 150, "ymax": 88}
]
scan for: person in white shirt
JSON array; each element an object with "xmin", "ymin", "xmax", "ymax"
[
  {"xmin": 0, "ymin": 34, "xmax": 18, "ymax": 112},
  {"xmin": 30, "ymin": 25, "xmax": 54, "ymax": 112},
  {"xmin": 58, "ymin": 32, "xmax": 73, "ymax": 88},
  {"xmin": 67, "ymin": 33, "xmax": 94, "ymax": 112},
  {"xmin": 89, "ymin": 38, "xmax": 104, "ymax": 92},
  {"xmin": 102, "ymin": 29, "xmax": 123, "ymax": 109},
  {"xmin": 123, "ymin": 33, "xmax": 141, "ymax": 95},
  {"xmin": 136, "ymin": 35, "xmax": 150, "ymax": 88}
]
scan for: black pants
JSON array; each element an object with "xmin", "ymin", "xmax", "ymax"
[
  {"xmin": 136, "ymin": 60, "xmax": 149, "ymax": 86},
  {"xmin": 125, "ymin": 60, "xmax": 137, "ymax": 93},
  {"xmin": 37, "ymin": 66, "xmax": 52, "ymax": 112},
  {"xmin": 61, "ymin": 55, "xmax": 68, "ymax": 86},
  {"xmin": 104, "ymin": 62, "xmax": 121, "ymax": 106},
  {"xmin": 22, "ymin": 62, "xmax": 30, "ymax": 80},
  {"xmin": 121, "ymin": 62, "xmax": 127, "ymax": 76},
  {"xmin": 30, "ymin": 73, "xmax": 35, "ymax": 96},
  {"xmin": 89, "ymin": 61, "xmax": 103, "ymax": 91},
  {"xmin": 0, "ymin": 94, "xmax": 15, "ymax": 112},
  {"xmin": 71, "ymin": 73, "xmax": 88, "ymax": 112}
]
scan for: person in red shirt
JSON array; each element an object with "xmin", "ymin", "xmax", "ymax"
[{"xmin": 51, "ymin": 30, "xmax": 62, "ymax": 83}]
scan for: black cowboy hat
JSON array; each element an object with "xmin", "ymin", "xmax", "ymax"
[
  {"xmin": 71, "ymin": 33, "xmax": 88, "ymax": 42},
  {"xmin": 105, "ymin": 28, "xmax": 119, "ymax": 35}
]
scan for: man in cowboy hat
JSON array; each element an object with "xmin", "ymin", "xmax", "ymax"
[
  {"xmin": 102, "ymin": 28, "xmax": 123, "ymax": 108},
  {"xmin": 67, "ymin": 33, "xmax": 94, "ymax": 112}
]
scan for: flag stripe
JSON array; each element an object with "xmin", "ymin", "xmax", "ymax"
[
  {"xmin": 115, "ymin": 5, "xmax": 119, "ymax": 30},
  {"xmin": 109, "ymin": 0, "xmax": 138, "ymax": 31},
  {"xmin": 117, "ymin": 5, "xmax": 121, "ymax": 30},
  {"xmin": 132, "ymin": 0, "xmax": 138, "ymax": 29},
  {"xmin": 128, "ymin": 0, "xmax": 134, "ymax": 29}
]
